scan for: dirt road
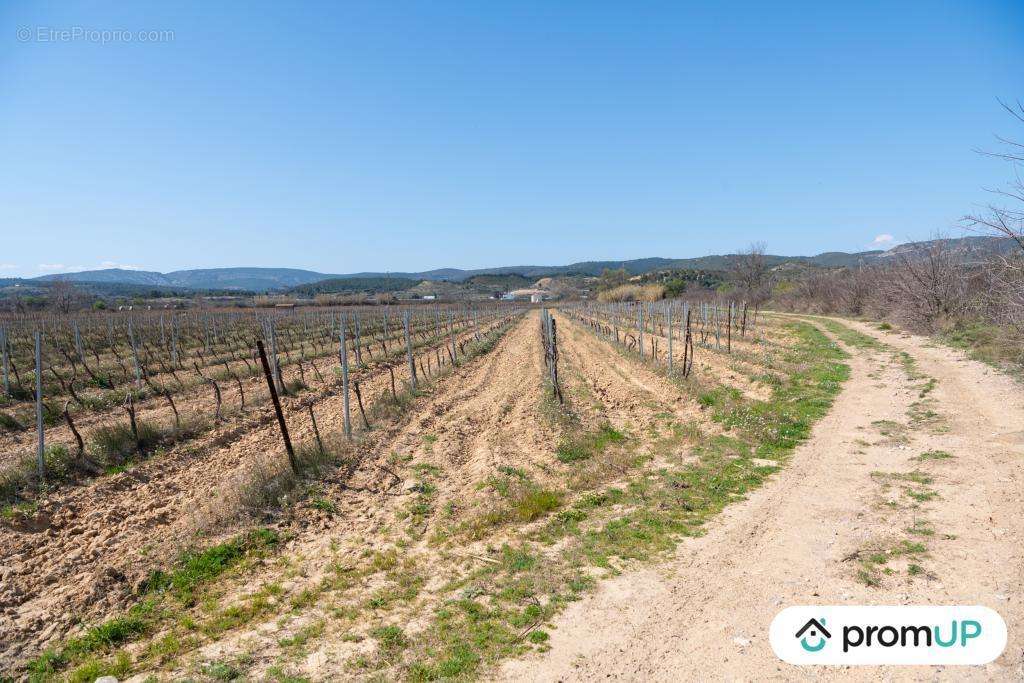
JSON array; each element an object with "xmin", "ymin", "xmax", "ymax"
[{"xmin": 498, "ymin": 317, "xmax": 1024, "ymax": 681}]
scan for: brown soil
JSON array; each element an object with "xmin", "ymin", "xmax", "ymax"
[
  {"xmin": 497, "ymin": 316, "xmax": 1024, "ymax": 681},
  {"xmin": 0, "ymin": 317, "xmax": 506, "ymax": 669}
]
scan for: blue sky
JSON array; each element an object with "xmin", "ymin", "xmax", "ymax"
[{"xmin": 1, "ymin": 1, "xmax": 1022, "ymax": 277}]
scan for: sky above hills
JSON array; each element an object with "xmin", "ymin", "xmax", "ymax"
[{"xmin": 2, "ymin": 1, "xmax": 1023, "ymax": 279}]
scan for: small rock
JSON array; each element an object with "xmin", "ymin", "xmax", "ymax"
[
  {"xmin": 733, "ymin": 636, "xmax": 751, "ymax": 647},
  {"xmin": 95, "ymin": 677, "xmax": 119, "ymax": 683}
]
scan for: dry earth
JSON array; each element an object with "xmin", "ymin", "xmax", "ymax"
[
  {"xmin": 0, "ymin": 316, "xmax": 506, "ymax": 669},
  {"xmin": 498, "ymin": 315, "xmax": 1024, "ymax": 682},
  {"xmin": 8, "ymin": 311, "xmax": 1021, "ymax": 681}
]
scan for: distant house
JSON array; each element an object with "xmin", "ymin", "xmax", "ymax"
[
  {"xmin": 422, "ymin": 294, "xmax": 436, "ymax": 300},
  {"xmin": 507, "ymin": 288, "xmax": 545, "ymax": 302}
]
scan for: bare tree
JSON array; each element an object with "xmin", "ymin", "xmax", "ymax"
[
  {"xmin": 963, "ymin": 100, "xmax": 1024, "ymax": 332},
  {"xmin": 48, "ymin": 278, "xmax": 81, "ymax": 314},
  {"xmin": 964, "ymin": 101, "xmax": 1024, "ymax": 250},
  {"xmin": 730, "ymin": 242, "xmax": 770, "ymax": 304},
  {"xmin": 884, "ymin": 236, "xmax": 969, "ymax": 329}
]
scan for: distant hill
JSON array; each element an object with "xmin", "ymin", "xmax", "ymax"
[
  {"xmin": 875, "ymin": 235, "xmax": 1015, "ymax": 262},
  {"xmin": 289, "ymin": 277, "xmax": 421, "ymax": 296},
  {"xmin": 0, "ymin": 277, "xmax": 246, "ymax": 302},
  {"xmin": 36, "ymin": 267, "xmax": 332, "ymax": 292},
  {"xmin": 26, "ymin": 236, "xmax": 1015, "ymax": 293}
]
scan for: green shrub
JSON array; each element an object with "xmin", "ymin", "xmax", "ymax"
[
  {"xmin": 90, "ymin": 421, "xmax": 162, "ymax": 462},
  {"xmin": 0, "ymin": 411, "xmax": 24, "ymax": 432}
]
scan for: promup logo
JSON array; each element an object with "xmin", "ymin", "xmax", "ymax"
[
  {"xmin": 770, "ymin": 606, "xmax": 1006, "ymax": 665},
  {"xmin": 795, "ymin": 618, "xmax": 831, "ymax": 652}
]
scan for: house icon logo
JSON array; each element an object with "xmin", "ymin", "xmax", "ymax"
[{"xmin": 795, "ymin": 618, "xmax": 831, "ymax": 652}]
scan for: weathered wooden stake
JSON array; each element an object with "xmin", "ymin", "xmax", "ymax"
[
  {"xmin": 257, "ymin": 339, "xmax": 297, "ymax": 474},
  {"xmin": 124, "ymin": 391, "xmax": 139, "ymax": 446},
  {"xmin": 667, "ymin": 303, "xmax": 674, "ymax": 373},
  {"xmin": 308, "ymin": 403, "xmax": 324, "ymax": 456},
  {"xmin": 0, "ymin": 326, "xmax": 9, "ymax": 397},
  {"xmin": 339, "ymin": 314, "xmax": 352, "ymax": 439},
  {"xmin": 353, "ymin": 380, "xmax": 369, "ymax": 429},
  {"xmin": 404, "ymin": 311, "xmax": 417, "ymax": 391},
  {"xmin": 64, "ymin": 399, "xmax": 84, "ymax": 455},
  {"xmin": 34, "ymin": 331, "xmax": 45, "ymax": 480}
]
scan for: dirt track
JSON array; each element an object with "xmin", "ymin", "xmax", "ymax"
[{"xmin": 498, "ymin": 316, "xmax": 1024, "ymax": 681}]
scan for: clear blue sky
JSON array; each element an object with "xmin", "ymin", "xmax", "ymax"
[{"xmin": 1, "ymin": 1, "xmax": 1022, "ymax": 277}]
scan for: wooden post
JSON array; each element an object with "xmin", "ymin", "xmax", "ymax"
[
  {"xmin": 0, "ymin": 326, "xmax": 9, "ymax": 397},
  {"xmin": 339, "ymin": 314, "xmax": 352, "ymax": 439},
  {"xmin": 256, "ymin": 339, "xmax": 297, "ymax": 473},
  {"xmin": 354, "ymin": 313, "xmax": 362, "ymax": 365},
  {"xmin": 34, "ymin": 331, "xmax": 44, "ymax": 481},
  {"xmin": 404, "ymin": 310, "xmax": 417, "ymax": 391},
  {"xmin": 550, "ymin": 315, "xmax": 563, "ymax": 403},
  {"xmin": 124, "ymin": 392, "xmax": 139, "ymax": 446},
  {"xmin": 64, "ymin": 400, "xmax": 84, "ymax": 455},
  {"xmin": 171, "ymin": 317, "xmax": 179, "ymax": 368},
  {"xmin": 268, "ymin": 321, "xmax": 283, "ymax": 395},
  {"xmin": 449, "ymin": 311, "xmax": 457, "ymax": 363},
  {"xmin": 353, "ymin": 379, "xmax": 369, "ymax": 429},
  {"xmin": 208, "ymin": 378, "xmax": 222, "ymax": 425},
  {"xmin": 128, "ymin": 319, "xmax": 142, "ymax": 389},
  {"xmin": 308, "ymin": 403, "xmax": 324, "ymax": 456},
  {"xmin": 666, "ymin": 302, "xmax": 673, "ymax": 373},
  {"xmin": 73, "ymin": 320, "xmax": 83, "ymax": 361},
  {"xmin": 727, "ymin": 302, "xmax": 733, "ymax": 353},
  {"xmin": 684, "ymin": 306, "xmax": 694, "ymax": 377},
  {"xmin": 637, "ymin": 305, "xmax": 644, "ymax": 358}
]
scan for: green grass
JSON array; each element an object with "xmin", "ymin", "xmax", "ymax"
[
  {"xmin": 142, "ymin": 528, "xmax": 279, "ymax": 605},
  {"xmin": 940, "ymin": 320, "xmax": 1023, "ymax": 371},
  {"xmin": 311, "ymin": 497, "xmax": 338, "ymax": 514},
  {"xmin": 555, "ymin": 424, "xmax": 624, "ymax": 463},
  {"xmin": 27, "ymin": 528, "xmax": 279, "ymax": 680},
  {"xmin": 402, "ymin": 320, "xmax": 851, "ymax": 679},
  {"xmin": 815, "ymin": 318, "xmax": 887, "ymax": 351},
  {"xmin": 915, "ymin": 449, "xmax": 954, "ymax": 461},
  {"xmin": 372, "ymin": 625, "xmax": 408, "ymax": 654},
  {"xmin": 466, "ymin": 468, "xmax": 564, "ymax": 537},
  {"xmin": 905, "ymin": 487, "xmax": 938, "ymax": 502},
  {"xmin": 1, "ymin": 444, "xmax": 85, "ymax": 507}
]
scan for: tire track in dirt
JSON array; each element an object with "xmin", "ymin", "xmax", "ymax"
[{"xmin": 498, "ymin": 317, "xmax": 1024, "ymax": 682}]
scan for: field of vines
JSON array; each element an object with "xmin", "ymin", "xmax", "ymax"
[{"xmin": 0, "ymin": 299, "xmax": 825, "ymax": 681}]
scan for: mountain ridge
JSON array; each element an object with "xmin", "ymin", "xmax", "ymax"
[{"xmin": 29, "ymin": 236, "xmax": 1010, "ymax": 292}]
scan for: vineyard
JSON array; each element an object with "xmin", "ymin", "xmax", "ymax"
[{"xmin": 1, "ymin": 302, "xmax": 852, "ymax": 679}]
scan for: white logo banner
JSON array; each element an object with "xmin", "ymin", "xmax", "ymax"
[{"xmin": 770, "ymin": 605, "xmax": 1006, "ymax": 665}]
